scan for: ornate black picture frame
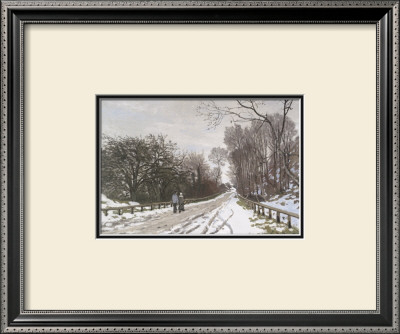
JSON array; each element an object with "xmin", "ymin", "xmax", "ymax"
[{"xmin": 1, "ymin": 1, "xmax": 398, "ymax": 332}]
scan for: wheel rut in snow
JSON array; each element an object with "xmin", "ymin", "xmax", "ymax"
[
  {"xmin": 200, "ymin": 195, "xmax": 233, "ymax": 234},
  {"xmin": 103, "ymin": 192, "xmax": 233, "ymax": 235},
  {"xmin": 210, "ymin": 209, "xmax": 235, "ymax": 235}
]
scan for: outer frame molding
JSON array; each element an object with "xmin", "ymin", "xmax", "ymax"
[{"xmin": 0, "ymin": 1, "xmax": 398, "ymax": 333}]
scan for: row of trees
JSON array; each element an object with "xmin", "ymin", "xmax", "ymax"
[
  {"xmin": 102, "ymin": 99, "xmax": 299, "ymax": 203},
  {"xmin": 101, "ymin": 134, "xmax": 228, "ymax": 203},
  {"xmin": 198, "ymin": 99, "xmax": 300, "ymax": 199}
]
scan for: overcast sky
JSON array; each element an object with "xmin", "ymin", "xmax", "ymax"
[{"xmin": 101, "ymin": 98, "xmax": 301, "ymax": 183}]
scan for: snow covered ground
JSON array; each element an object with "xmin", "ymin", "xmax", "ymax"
[
  {"xmin": 101, "ymin": 194, "xmax": 139, "ymax": 208},
  {"xmin": 166, "ymin": 193, "xmax": 265, "ymax": 235},
  {"xmin": 101, "ymin": 193, "xmax": 227, "ymax": 228},
  {"xmin": 261, "ymin": 188, "xmax": 300, "ymax": 228},
  {"xmin": 100, "ymin": 191, "xmax": 300, "ymax": 235},
  {"xmin": 101, "ymin": 194, "xmax": 140, "ymax": 226}
]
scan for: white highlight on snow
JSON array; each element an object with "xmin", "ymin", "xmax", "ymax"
[
  {"xmin": 261, "ymin": 189, "xmax": 300, "ymax": 227},
  {"xmin": 161, "ymin": 192, "xmax": 265, "ymax": 235},
  {"xmin": 101, "ymin": 193, "xmax": 228, "ymax": 226},
  {"xmin": 101, "ymin": 194, "xmax": 139, "ymax": 208},
  {"xmin": 100, "ymin": 189, "xmax": 301, "ymax": 235}
]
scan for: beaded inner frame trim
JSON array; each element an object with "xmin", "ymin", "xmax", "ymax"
[{"xmin": 0, "ymin": 1, "xmax": 398, "ymax": 333}]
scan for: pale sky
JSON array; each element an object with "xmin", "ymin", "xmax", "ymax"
[{"xmin": 101, "ymin": 98, "xmax": 301, "ymax": 183}]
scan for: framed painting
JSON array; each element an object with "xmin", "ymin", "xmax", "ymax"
[
  {"xmin": 1, "ymin": 0, "xmax": 398, "ymax": 333},
  {"xmin": 97, "ymin": 95, "xmax": 304, "ymax": 238}
]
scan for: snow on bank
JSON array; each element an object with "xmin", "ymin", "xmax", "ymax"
[
  {"xmin": 101, "ymin": 192, "xmax": 228, "ymax": 227},
  {"xmin": 161, "ymin": 193, "xmax": 265, "ymax": 235},
  {"xmin": 163, "ymin": 193, "xmax": 299, "ymax": 235},
  {"xmin": 101, "ymin": 191, "xmax": 300, "ymax": 235},
  {"xmin": 101, "ymin": 194, "xmax": 140, "ymax": 227},
  {"xmin": 101, "ymin": 194, "xmax": 139, "ymax": 208},
  {"xmin": 261, "ymin": 189, "xmax": 300, "ymax": 228}
]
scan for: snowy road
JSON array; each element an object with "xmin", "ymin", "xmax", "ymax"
[
  {"xmin": 103, "ymin": 192, "xmax": 237, "ymax": 235},
  {"xmin": 101, "ymin": 191, "xmax": 300, "ymax": 235}
]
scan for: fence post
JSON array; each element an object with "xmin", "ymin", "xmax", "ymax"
[
  {"xmin": 253, "ymin": 204, "xmax": 257, "ymax": 213},
  {"xmin": 104, "ymin": 210, "xmax": 108, "ymax": 216},
  {"xmin": 277, "ymin": 212, "xmax": 281, "ymax": 223},
  {"xmin": 288, "ymin": 215, "xmax": 292, "ymax": 228},
  {"xmin": 158, "ymin": 204, "xmax": 161, "ymax": 209},
  {"xmin": 118, "ymin": 209, "xmax": 122, "ymax": 215},
  {"xmin": 131, "ymin": 207, "xmax": 134, "ymax": 214},
  {"xmin": 150, "ymin": 205, "xmax": 153, "ymax": 210},
  {"xmin": 268, "ymin": 209, "xmax": 272, "ymax": 219},
  {"xmin": 141, "ymin": 206, "xmax": 144, "ymax": 211},
  {"xmin": 262, "ymin": 207, "xmax": 265, "ymax": 216}
]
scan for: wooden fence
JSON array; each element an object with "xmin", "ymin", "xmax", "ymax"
[
  {"xmin": 237, "ymin": 194, "xmax": 299, "ymax": 228},
  {"xmin": 102, "ymin": 192, "xmax": 223, "ymax": 216}
]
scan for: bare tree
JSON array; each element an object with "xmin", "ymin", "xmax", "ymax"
[
  {"xmin": 143, "ymin": 134, "xmax": 186, "ymax": 201},
  {"xmin": 101, "ymin": 135, "xmax": 149, "ymax": 201},
  {"xmin": 210, "ymin": 167, "xmax": 221, "ymax": 185},
  {"xmin": 208, "ymin": 147, "xmax": 228, "ymax": 185},
  {"xmin": 197, "ymin": 99, "xmax": 293, "ymax": 133},
  {"xmin": 102, "ymin": 134, "xmax": 189, "ymax": 202},
  {"xmin": 183, "ymin": 152, "xmax": 211, "ymax": 197},
  {"xmin": 208, "ymin": 99, "xmax": 300, "ymax": 197}
]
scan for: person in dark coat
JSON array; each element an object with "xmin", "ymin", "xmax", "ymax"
[
  {"xmin": 178, "ymin": 192, "xmax": 185, "ymax": 213},
  {"xmin": 172, "ymin": 191, "xmax": 179, "ymax": 213}
]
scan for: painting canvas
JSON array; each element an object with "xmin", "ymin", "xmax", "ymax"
[{"xmin": 98, "ymin": 96, "xmax": 303, "ymax": 237}]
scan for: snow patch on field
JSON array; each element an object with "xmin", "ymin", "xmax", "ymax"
[
  {"xmin": 101, "ymin": 194, "xmax": 139, "ymax": 208},
  {"xmin": 261, "ymin": 190, "xmax": 300, "ymax": 228},
  {"xmin": 100, "ymin": 191, "xmax": 300, "ymax": 235},
  {"xmin": 161, "ymin": 193, "xmax": 265, "ymax": 235},
  {"xmin": 101, "ymin": 194, "xmax": 140, "ymax": 226},
  {"xmin": 100, "ymin": 193, "xmax": 228, "ymax": 227}
]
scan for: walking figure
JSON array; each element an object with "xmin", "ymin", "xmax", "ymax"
[
  {"xmin": 178, "ymin": 192, "xmax": 185, "ymax": 213},
  {"xmin": 172, "ymin": 191, "xmax": 179, "ymax": 213}
]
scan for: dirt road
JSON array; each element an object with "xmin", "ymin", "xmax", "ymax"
[{"xmin": 102, "ymin": 192, "xmax": 233, "ymax": 235}]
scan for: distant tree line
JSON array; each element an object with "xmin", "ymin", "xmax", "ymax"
[
  {"xmin": 198, "ymin": 99, "xmax": 300, "ymax": 199},
  {"xmin": 101, "ymin": 134, "xmax": 227, "ymax": 203}
]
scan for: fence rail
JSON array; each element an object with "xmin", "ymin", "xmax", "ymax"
[
  {"xmin": 102, "ymin": 192, "xmax": 223, "ymax": 216},
  {"xmin": 237, "ymin": 194, "xmax": 299, "ymax": 228}
]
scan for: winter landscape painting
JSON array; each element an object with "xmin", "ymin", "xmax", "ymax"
[{"xmin": 98, "ymin": 96, "xmax": 303, "ymax": 237}]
